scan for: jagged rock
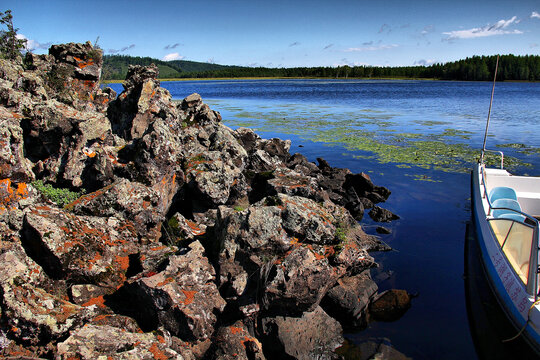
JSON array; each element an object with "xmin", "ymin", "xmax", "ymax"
[
  {"xmin": 108, "ymin": 64, "xmax": 178, "ymax": 140},
  {"xmin": 321, "ymin": 271, "xmax": 378, "ymax": 329},
  {"xmin": 215, "ymin": 204, "xmax": 291, "ymax": 300},
  {"xmin": 278, "ymin": 194, "xmax": 355, "ymax": 245},
  {"xmin": 377, "ymin": 226, "xmax": 392, "ymax": 234},
  {"xmin": 66, "ymin": 179, "xmax": 165, "ymax": 243},
  {"xmin": 47, "ymin": 41, "xmax": 103, "ymax": 107},
  {"xmin": 22, "ymin": 99, "xmax": 113, "ymax": 188},
  {"xmin": 266, "ymin": 168, "xmax": 328, "ymax": 202},
  {"xmin": 369, "ymin": 205, "xmax": 400, "ymax": 223},
  {"xmin": 211, "ymin": 320, "xmax": 266, "ymax": 360},
  {"xmin": 345, "ymin": 172, "xmax": 391, "ymax": 204},
  {"xmin": 257, "ymin": 138, "xmax": 291, "ymax": 162},
  {"xmin": 369, "ymin": 289, "xmax": 412, "ymax": 322},
  {"xmin": 263, "ymin": 246, "xmax": 339, "ymax": 313},
  {"xmin": 260, "ymin": 306, "xmax": 343, "ymax": 360},
  {"xmin": 234, "ymin": 127, "xmax": 261, "ymax": 153},
  {"xmin": 0, "ymin": 118, "xmax": 33, "ymax": 183},
  {"xmin": 165, "ymin": 212, "xmax": 207, "ymax": 243},
  {"xmin": 287, "ymin": 153, "xmax": 320, "ymax": 176},
  {"xmin": 22, "ymin": 205, "xmax": 139, "ymax": 289},
  {"xmin": 56, "ymin": 325, "xmax": 183, "ymax": 359},
  {"xmin": 0, "ymin": 245, "xmax": 96, "ymax": 345},
  {"xmin": 351, "ymin": 338, "xmax": 412, "ymax": 360},
  {"xmin": 119, "ymin": 241, "xmax": 226, "ymax": 341}
]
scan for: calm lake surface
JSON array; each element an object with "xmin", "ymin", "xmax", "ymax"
[{"xmin": 106, "ymin": 79, "xmax": 540, "ymax": 359}]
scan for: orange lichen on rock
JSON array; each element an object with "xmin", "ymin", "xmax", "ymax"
[
  {"xmin": 82, "ymin": 295, "xmax": 106, "ymax": 309},
  {"xmin": 115, "ymin": 255, "xmax": 130, "ymax": 271},
  {"xmin": 181, "ymin": 289, "xmax": 197, "ymax": 305},
  {"xmin": 148, "ymin": 343, "xmax": 168, "ymax": 360},
  {"xmin": 0, "ymin": 178, "xmax": 29, "ymax": 213},
  {"xmin": 229, "ymin": 326, "xmax": 245, "ymax": 335}
]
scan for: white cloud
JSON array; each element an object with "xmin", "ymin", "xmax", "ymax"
[
  {"xmin": 443, "ymin": 16, "xmax": 522, "ymax": 40},
  {"xmin": 162, "ymin": 52, "xmax": 185, "ymax": 61},
  {"xmin": 532, "ymin": 11, "xmax": 540, "ymax": 19},
  {"xmin": 345, "ymin": 44, "xmax": 398, "ymax": 52},
  {"xmin": 414, "ymin": 59, "xmax": 436, "ymax": 66},
  {"xmin": 16, "ymin": 34, "xmax": 51, "ymax": 51}
]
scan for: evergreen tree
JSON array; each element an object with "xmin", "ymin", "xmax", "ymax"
[{"xmin": 0, "ymin": 10, "xmax": 26, "ymax": 60}]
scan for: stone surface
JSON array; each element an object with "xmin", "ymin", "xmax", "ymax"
[
  {"xmin": 261, "ymin": 306, "xmax": 343, "ymax": 360},
  {"xmin": 369, "ymin": 289, "xmax": 412, "ymax": 322}
]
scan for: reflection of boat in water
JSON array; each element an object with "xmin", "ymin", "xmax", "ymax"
[
  {"xmin": 469, "ymin": 55, "xmax": 540, "ymax": 357},
  {"xmin": 465, "ymin": 221, "xmax": 538, "ymax": 359}
]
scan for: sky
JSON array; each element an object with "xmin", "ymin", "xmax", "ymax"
[{"xmin": 3, "ymin": 0, "xmax": 540, "ymax": 68}]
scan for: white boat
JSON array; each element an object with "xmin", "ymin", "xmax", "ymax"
[
  {"xmin": 471, "ymin": 159, "xmax": 540, "ymax": 354},
  {"xmin": 470, "ymin": 55, "xmax": 540, "ymax": 355}
]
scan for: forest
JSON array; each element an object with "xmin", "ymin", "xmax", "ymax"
[{"xmin": 102, "ymin": 54, "xmax": 540, "ymax": 81}]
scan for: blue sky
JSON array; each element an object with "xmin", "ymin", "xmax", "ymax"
[{"xmin": 4, "ymin": 0, "xmax": 540, "ymax": 67}]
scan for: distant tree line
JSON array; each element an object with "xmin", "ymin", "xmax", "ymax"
[{"xmin": 102, "ymin": 54, "xmax": 540, "ymax": 81}]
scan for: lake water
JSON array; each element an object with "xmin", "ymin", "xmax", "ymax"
[{"xmin": 106, "ymin": 79, "xmax": 540, "ymax": 359}]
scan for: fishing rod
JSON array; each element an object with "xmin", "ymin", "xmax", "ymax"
[{"xmin": 480, "ymin": 55, "xmax": 500, "ymax": 164}]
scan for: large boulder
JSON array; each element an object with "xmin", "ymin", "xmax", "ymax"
[
  {"xmin": 21, "ymin": 205, "xmax": 139, "ymax": 289},
  {"xmin": 260, "ymin": 306, "xmax": 343, "ymax": 360},
  {"xmin": 117, "ymin": 241, "xmax": 226, "ymax": 342},
  {"xmin": 56, "ymin": 325, "xmax": 184, "ymax": 360}
]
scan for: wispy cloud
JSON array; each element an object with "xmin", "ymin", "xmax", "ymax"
[
  {"xmin": 532, "ymin": 11, "xmax": 540, "ymax": 19},
  {"xmin": 16, "ymin": 34, "xmax": 51, "ymax": 51},
  {"xmin": 421, "ymin": 25, "xmax": 435, "ymax": 35},
  {"xmin": 108, "ymin": 44, "xmax": 135, "ymax": 54},
  {"xmin": 345, "ymin": 44, "xmax": 398, "ymax": 52},
  {"xmin": 442, "ymin": 16, "xmax": 522, "ymax": 40},
  {"xmin": 162, "ymin": 52, "xmax": 185, "ymax": 61},
  {"xmin": 164, "ymin": 43, "xmax": 182, "ymax": 50},
  {"xmin": 289, "ymin": 41, "xmax": 300, "ymax": 47},
  {"xmin": 323, "ymin": 43, "xmax": 334, "ymax": 50},
  {"xmin": 378, "ymin": 24, "xmax": 391, "ymax": 34},
  {"xmin": 414, "ymin": 59, "xmax": 436, "ymax": 66},
  {"xmin": 207, "ymin": 57, "xmax": 215, "ymax": 64}
]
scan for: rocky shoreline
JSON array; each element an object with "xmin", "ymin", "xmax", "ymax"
[{"xmin": 0, "ymin": 42, "xmax": 407, "ymax": 359}]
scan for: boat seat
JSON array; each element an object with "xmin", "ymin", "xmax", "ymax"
[
  {"xmin": 489, "ymin": 186, "xmax": 518, "ymax": 203},
  {"xmin": 491, "ymin": 198, "xmax": 525, "ymax": 222}
]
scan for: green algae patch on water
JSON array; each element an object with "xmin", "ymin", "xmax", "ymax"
[{"xmin": 217, "ymin": 102, "xmax": 532, "ymax": 174}]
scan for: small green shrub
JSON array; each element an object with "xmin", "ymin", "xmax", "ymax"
[{"xmin": 31, "ymin": 180, "xmax": 84, "ymax": 207}]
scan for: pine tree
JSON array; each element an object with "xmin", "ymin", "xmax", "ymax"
[{"xmin": 0, "ymin": 9, "xmax": 27, "ymax": 60}]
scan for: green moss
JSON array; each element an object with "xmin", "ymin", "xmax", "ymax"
[
  {"xmin": 31, "ymin": 180, "xmax": 85, "ymax": 208},
  {"xmin": 233, "ymin": 205, "xmax": 245, "ymax": 212}
]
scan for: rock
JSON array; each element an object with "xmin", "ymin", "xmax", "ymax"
[
  {"xmin": 368, "ymin": 205, "xmax": 400, "ymax": 223},
  {"xmin": 376, "ymin": 226, "xmax": 392, "ymax": 234},
  {"xmin": 321, "ymin": 271, "xmax": 378, "ymax": 329},
  {"xmin": 211, "ymin": 320, "xmax": 266, "ymax": 360},
  {"xmin": 349, "ymin": 338, "xmax": 412, "ymax": 360},
  {"xmin": 262, "ymin": 246, "xmax": 339, "ymax": 313},
  {"xmin": 66, "ymin": 179, "xmax": 165, "ymax": 243},
  {"xmin": 21, "ymin": 205, "xmax": 139, "ymax": 289},
  {"xmin": 266, "ymin": 168, "xmax": 328, "ymax": 202},
  {"xmin": 257, "ymin": 138, "xmax": 291, "ymax": 162},
  {"xmin": 278, "ymin": 194, "xmax": 354, "ymax": 245},
  {"xmin": 369, "ymin": 289, "xmax": 412, "ymax": 322},
  {"xmin": 261, "ymin": 306, "xmax": 343, "ymax": 360},
  {"xmin": 118, "ymin": 241, "xmax": 226, "ymax": 341},
  {"xmin": 56, "ymin": 325, "xmax": 183, "ymax": 359},
  {"xmin": 234, "ymin": 127, "xmax": 260, "ymax": 153},
  {"xmin": 0, "ymin": 246, "xmax": 96, "ymax": 345},
  {"xmin": 47, "ymin": 41, "xmax": 103, "ymax": 107}
]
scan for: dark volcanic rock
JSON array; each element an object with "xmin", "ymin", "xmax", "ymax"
[
  {"xmin": 0, "ymin": 43, "xmax": 404, "ymax": 359},
  {"xmin": 369, "ymin": 289, "xmax": 412, "ymax": 322},
  {"xmin": 260, "ymin": 306, "xmax": 343, "ymax": 360},
  {"xmin": 321, "ymin": 271, "xmax": 378, "ymax": 329},
  {"xmin": 117, "ymin": 241, "xmax": 226, "ymax": 341},
  {"xmin": 369, "ymin": 205, "xmax": 400, "ymax": 223}
]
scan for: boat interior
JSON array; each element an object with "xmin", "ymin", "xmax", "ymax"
[{"xmin": 480, "ymin": 165, "xmax": 540, "ymax": 292}]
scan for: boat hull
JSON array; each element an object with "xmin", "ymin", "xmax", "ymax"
[{"xmin": 471, "ymin": 164, "xmax": 540, "ymax": 355}]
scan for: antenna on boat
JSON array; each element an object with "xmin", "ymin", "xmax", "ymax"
[{"xmin": 480, "ymin": 55, "xmax": 500, "ymax": 164}]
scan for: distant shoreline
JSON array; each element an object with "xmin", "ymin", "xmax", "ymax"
[{"xmin": 100, "ymin": 77, "xmax": 539, "ymax": 84}]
